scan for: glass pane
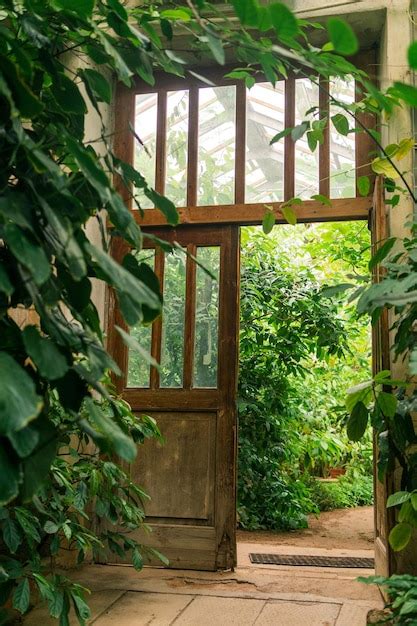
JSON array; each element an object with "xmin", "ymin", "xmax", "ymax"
[
  {"xmin": 295, "ymin": 79, "xmax": 320, "ymax": 198},
  {"xmin": 126, "ymin": 249, "xmax": 155, "ymax": 387},
  {"xmin": 134, "ymin": 93, "xmax": 157, "ymax": 209},
  {"xmin": 246, "ymin": 82, "xmax": 285, "ymax": 203},
  {"xmin": 193, "ymin": 247, "xmax": 220, "ymax": 388},
  {"xmin": 166, "ymin": 90, "xmax": 189, "ymax": 208},
  {"xmin": 198, "ymin": 86, "xmax": 236, "ymax": 206},
  {"xmin": 160, "ymin": 249, "xmax": 186, "ymax": 388},
  {"xmin": 330, "ymin": 77, "xmax": 356, "ymax": 198}
]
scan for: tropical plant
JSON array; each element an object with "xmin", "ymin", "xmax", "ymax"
[
  {"xmin": 0, "ymin": 381, "xmax": 166, "ymax": 624},
  {"xmin": 237, "ymin": 224, "xmax": 372, "ymax": 529},
  {"xmin": 359, "ymin": 575, "xmax": 417, "ymax": 624}
]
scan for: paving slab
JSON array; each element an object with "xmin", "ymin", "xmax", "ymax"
[
  {"xmin": 254, "ymin": 600, "xmax": 341, "ymax": 626},
  {"xmin": 23, "ymin": 589, "xmax": 124, "ymax": 626},
  {"xmin": 335, "ymin": 603, "xmax": 376, "ymax": 626},
  {"xmin": 173, "ymin": 596, "xmax": 265, "ymax": 625},
  {"xmin": 93, "ymin": 591, "xmax": 193, "ymax": 625}
]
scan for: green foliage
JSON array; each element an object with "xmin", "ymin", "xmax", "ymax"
[
  {"xmin": 238, "ymin": 223, "xmax": 372, "ymax": 530},
  {"xmin": 359, "ymin": 575, "xmax": 417, "ymax": 624},
  {"xmin": 0, "ymin": 381, "xmax": 162, "ymax": 625},
  {"xmin": 1, "ymin": 0, "xmax": 417, "ymax": 614},
  {"xmin": 311, "ymin": 474, "xmax": 373, "ymax": 512}
]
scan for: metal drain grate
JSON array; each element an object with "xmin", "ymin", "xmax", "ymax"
[{"xmin": 249, "ymin": 553, "xmax": 375, "ymax": 569}]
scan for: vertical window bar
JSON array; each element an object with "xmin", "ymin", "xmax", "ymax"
[
  {"xmin": 150, "ymin": 249, "xmax": 165, "ymax": 389},
  {"xmin": 355, "ymin": 79, "xmax": 374, "ymax": 197},
  {"xmin": 235, "ymin": 81, "xmax": 246, "ymax": 204},
  {"xmin": 183, "ymin": 243, "xmax": 197, "ymax": 389},
  {"xmin": 284, "ymin": 76, "xmax": 295, "ymax": 201},
  {"xmin": 155, "ymin": 90, "xmax": 167, "ymax": 195},
  {"xmin": 319, "ymin": 78, "xmax": 330, "ymax": 197},
  {"xmin": 114, "ymin": 87, "xmax": 135, "ymax": 208},
  {"xmin": 187, "ymin": 87, "xmax": 199, "ymax": 207}
]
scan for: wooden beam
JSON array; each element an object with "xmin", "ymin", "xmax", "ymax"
[{"xmin": 133, "ymin": 196, "xmax": 371, "ymax": 227}]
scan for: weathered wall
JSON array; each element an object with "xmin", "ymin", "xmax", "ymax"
[{"xmin": 379, "ymin": 0, "xmax": 417, "ymax": 575}]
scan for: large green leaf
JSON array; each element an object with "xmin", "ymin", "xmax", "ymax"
[
  {"xmin": 115, "ymin": 326, "xmax": 160, "ymax": 370},
  {"xmin": 232, "ymin": 0, "xmax": 259, "ymax": 27},
  {"xmin": 0, "ymin": 266, "xmax": 13, "ymax": 297},
  {"xmin": 144, "ymin": 190, "xmax": 178, "ymax": 226},
  {"xmin": 262, "ymin": 211, "xmax": 275, "ymax": 234},
  {"xmin": 392, "ymin": 82, "xmax": 417, "ymax": 107},
  {"xmin": 357, "ymin": 176, "xmax": 370, "ymax": 197},
  {"xmin": 20, "ymin": 416, "xmax": 58, "ymax": 501},
  {"xmin": 22, "ymin": 326, "xmax": 68, "ymax": 381},
  {"xmin": 86, "ymin": 243, "xmax": 161, "ymax": 313},
  {"xmin": 408, "ymin": 42, "xmax": 417, "ymax": 70},
  {"xmin": 0, "ymin": 445, "xmax": 20, "ymax": 506},
  {"xmin": 389, "ymin": 522, "xmax": 412, "ymax": 552},
  {"xmin": 377, "ymin": 391, "xmax": 397, "ymax": 418},
  {"xmin": 0, "ymin": 53, "xmax": 43, "ymax": 118},
  {"xmin": 12, "ymin": 578, "xmax": 30, "ymax": 614},
  {"xmin": 387, "ymin": 491, "xmax": 411, "ymax": 508},
  {"xmin": 368, "ymin": 238, "xmax": 396, "ymax": 271},
  {"xmin": 327, "ymin": 18, "xmax": 358, "ymax": 55},
  {"xmin": 331, "ymin": 113, "xmax": 349, "ymax": 136},
  {"xmin": 0, "ymin": 353, "xmax": 43, "ymax": 435},
  {"xmin": 84, "ymin": 398, "xmax": 136, "ymax": 462},
  {"xmin": 4, "ymin": 223, "xmax": 50, "ymax": 286},
  {"xmin": 51, "ymin": 73, "xmax": 87, "ymax": 115},
  {"xmin": 268, "ymin": 3, "xmax": 298, "ymax": 41},
  {"xmin": 347, "ymin": 401, "xmax": 369, "ymax": 441},
  {"xmin": 2, "ymin": 519, "xmax": 22, "ymax": 554},
  {"xmin": 53, "ymin": 0, "xmax": 95, "ymax": 19},
  {"xmin": 79, "ymin": 68, "xmax": 112, "ymax": 104},
  {"xmin": 8, "ymin": 426, "xmax": 39, "ymax": 458}
]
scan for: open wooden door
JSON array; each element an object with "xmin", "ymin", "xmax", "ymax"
[
  {"xmin": 108, "ymin": 224, "xmax": 240, "ymax": 571},
  {"xmin": 370, "ymin": 176, "xmax": 395, "ymax": 576}
]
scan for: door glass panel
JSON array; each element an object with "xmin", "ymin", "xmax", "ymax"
[
  {"xmin": 246, "ymin": 82, "xmax": 285, "ymax": 203},
  {"xmin": 126, "ymin": 249, "xmax": 155, "ymax": 387},
  {"xmin": 135, "ymin": 93, "xmax": 158, "ymax": 209},
  {"xmin": 330, "ymin": 77, "xmax": 356, "ymax": 198},
  {"xmin": 197, "ymin": 86, "xmax": 236, "ymax": 206},
  {"xmin": 295, "ymin": 79, "xmax": 320, "ymax": 198},
  {"xmin": 160, "ymin": 249, "xmax": 186, "ymax": 388},
  {"xmin": 193, "ymin": 246, "xmax": 220, "ymax": 388},
  {"xmin": 166, "ymin": 90, "xmax": 189, "ymax": 208}
]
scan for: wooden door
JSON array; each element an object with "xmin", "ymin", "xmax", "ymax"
[
  {"xmin": 370, "ymin": 176, "xmax": 395, "ymax": 576},
  {"xmin": 108, "ymin": 224, "xmax": 240, "ymax": 571}
]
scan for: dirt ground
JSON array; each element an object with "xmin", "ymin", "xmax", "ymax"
[{"xmin": 237, "ymin": 506, "xmax": 374, "ymax": 551}]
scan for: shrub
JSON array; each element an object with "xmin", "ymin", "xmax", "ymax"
[
  {"xmin": 311, "ymin": 473, "xmax": 374, "ymax": 512},
  {"xmin": 0, "ymin": 382, "xmax": 165, "ymax": 624},
  {"xmin": 237, "ymin": 224, "xmax": 372, "ymax": 530}
]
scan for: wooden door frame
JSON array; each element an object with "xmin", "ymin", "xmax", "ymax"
[{"xmin": 371, "ymin": 176, "xmax": 395, "ymax": 576}]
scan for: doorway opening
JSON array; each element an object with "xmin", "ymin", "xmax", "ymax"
[{"xmin": 236, "ymin": 220, "xmax": 374, "ymax": 569}]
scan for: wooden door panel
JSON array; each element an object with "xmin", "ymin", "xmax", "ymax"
[
  {"xmin": 107, "ymin": 225, "xmax": 239, "ymax": 571},
  {"xmin": 131, "ymin": 411, "xmax": 216, "ymax": 522},
  {"xmin": 371, "ymin": 176, "xmax": 394, "ymax": 576}
]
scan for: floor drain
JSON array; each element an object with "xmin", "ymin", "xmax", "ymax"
[{"xmin": 249, "ymin": 553, "xmax": 375, "ymax": 568}]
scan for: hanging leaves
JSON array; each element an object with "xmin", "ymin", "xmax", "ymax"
[{"xmin": 326, "ymin": 18, "xmax": 358, "ymax": 56}]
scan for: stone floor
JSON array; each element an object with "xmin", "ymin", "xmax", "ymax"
[{"xmin": 24, "ymin": 540, "xmax": 383, "ymax": 625}]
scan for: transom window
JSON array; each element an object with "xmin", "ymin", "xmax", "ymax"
[{"xmin": 131, "ymin": 72, "xmax": 358, "ymax": 213}]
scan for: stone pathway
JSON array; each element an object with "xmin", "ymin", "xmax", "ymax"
[{"xmin": 24, "ymin": 541, "xmax": 383, "ymax": 625}]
